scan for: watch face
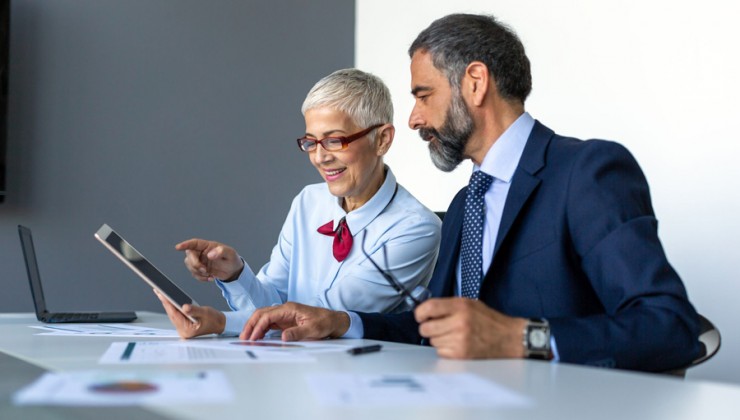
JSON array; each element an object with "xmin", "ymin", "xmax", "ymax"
[{"xmin": 529, "ymin": 329, "xmax": 548, "ymax": 348}]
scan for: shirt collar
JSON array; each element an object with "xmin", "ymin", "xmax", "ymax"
[
  {"xmin": 328, "ymin": 165, "xmax": 397, "ymax": 235},
  {"xmin": 476, "ymin": 112, "xmax": 535, "ymax": 183}
]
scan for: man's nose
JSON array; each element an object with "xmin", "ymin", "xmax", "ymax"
[{"xmin": 408, "ymin": 104, "xmax": 425, "ymax": 130}]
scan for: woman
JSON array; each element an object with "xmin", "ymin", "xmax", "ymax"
[{"xmin": 158, "ymin": 69, "xmax": 441, "ymax": 338}]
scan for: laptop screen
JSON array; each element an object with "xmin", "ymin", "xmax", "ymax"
[{"xmin": 18, "ymin": 225, "xmax": 49, "ymax": 316}]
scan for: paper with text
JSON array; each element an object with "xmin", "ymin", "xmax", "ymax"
[
  {"xmin": 99, "ymin": 341, "xmax": 316, "ymax": 364},
  {"xmin": 13, "ymin": 369, "xmax": 232, "ymax": 406},
  {"xmin": 307, "ymin": 372, "xmax": 533, "ymax": 407},
  {"xmin": 30, "ymin": 324, "xmax": 180, "ymax": 338}
]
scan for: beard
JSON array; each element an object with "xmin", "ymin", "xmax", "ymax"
[{"xmin": 418, "ymin": 91, "xmax": 475, "ymax": 172}]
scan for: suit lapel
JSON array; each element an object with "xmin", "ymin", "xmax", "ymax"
[
  {"xmin": 492, "ymin": 121, "xmax": 553, "ymax": 258},
  {"xmin": 429, "ymin": 188, "xmax": 465, "ymax": 298},
  {"xmin": 432, "ymin": 121, "xmax": 556, "ymax": 295}
]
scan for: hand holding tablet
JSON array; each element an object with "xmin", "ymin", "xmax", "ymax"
[
  {"xmin": 95, "ymin": 224, "xmax": 198, "ymax": 324},
  {"xmin": 154, "ymin": 290, "xmax": 226, "ymax": 338}
]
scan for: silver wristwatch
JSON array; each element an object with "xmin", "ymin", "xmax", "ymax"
[{"xmin": 523, "ymin": 318, "xmax": 551, "ymax": 360}]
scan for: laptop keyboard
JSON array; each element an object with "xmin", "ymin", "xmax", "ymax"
[{"xmin": 50, "ymin": 313, "xmax": 100, "ymax": 322}]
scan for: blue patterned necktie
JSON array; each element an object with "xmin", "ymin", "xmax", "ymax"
[{"xmin": 460, "ymin": 170, "xmax": 494, "ymax": 299}]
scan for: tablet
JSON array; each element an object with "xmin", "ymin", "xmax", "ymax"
[{"xmin": 94, "ymin": 224, "xmax": 198, "ymax": 323}]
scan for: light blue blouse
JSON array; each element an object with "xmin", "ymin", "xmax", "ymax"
[{"xmin": 217, "ymin": 167, "xmax": 441, "ymax": 335}]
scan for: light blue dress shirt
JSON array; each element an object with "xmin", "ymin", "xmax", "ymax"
[
  {"xmin": 216, "ymin": 167, "xmax": 441, "ymax": 336},
  {"xmin": 456, "ymin": 112, "xmax": 534, "ymax": 293},
  {"xmin": 456, "ymin": 112, "xmax": 559, "ymax": 359}
]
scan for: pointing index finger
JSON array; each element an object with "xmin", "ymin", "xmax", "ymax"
[{"xmin": 175, "ymin": 238, "xmax": 213, "ymax": 252}]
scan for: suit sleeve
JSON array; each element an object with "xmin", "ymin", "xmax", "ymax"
[
  {"xmin": 356, "ymin": 311, "xmax": 421, "ymax": 344},
  {"xmin": 549, "ymin": 140, "xmax": 702, "ymax": 371}
]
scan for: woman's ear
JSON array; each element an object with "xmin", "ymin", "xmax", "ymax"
[{"xmin": 375, "ymin": 124, "xmax": 395, "ymax": 156}]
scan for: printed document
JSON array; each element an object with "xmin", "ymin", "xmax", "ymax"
[
  {"xmin": 13, "ymin": 369, "xmax": 232, "ymax": 406},
  {"xmin": 30, "ymin": 324, "xmax": 180, "ymax": 338},
  {"xmin": 99, "ymin": 340, "xmax": 318, "ymax": 364},
  {"xmin": 307, "ymin": 372, "xmax": 533, "ymax": 407}
]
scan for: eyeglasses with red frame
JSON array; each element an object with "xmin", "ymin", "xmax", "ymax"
[{"xmin": 296, "ymin": 123, "xmax": 384, "ymax": 152}]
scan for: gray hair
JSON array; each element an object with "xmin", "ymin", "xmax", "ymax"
[
  {"xmin": 409, "ymin": 13, "xmax": 532, "ymax": 103},
  {"xmin": 301, "ymin": 69, "xmax": 393, "ymax": 133}
]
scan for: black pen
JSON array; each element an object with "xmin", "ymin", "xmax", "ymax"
[{"xmin": 347, "ymin": 344, "xmax": 382, "ymax": 355}]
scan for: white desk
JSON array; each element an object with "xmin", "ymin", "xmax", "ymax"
[{"xmin": 1, "ymin": 312, "xmax": 739, "ymax": 419}]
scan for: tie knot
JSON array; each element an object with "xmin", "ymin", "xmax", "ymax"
[{"xmin": 468, "ymin": 171, "xmax": 493, "ymax": 197}]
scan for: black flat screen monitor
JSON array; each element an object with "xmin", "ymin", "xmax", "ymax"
[{"xmin": 0, "ymin": 0, "xmax": 9, "ymax": 203}]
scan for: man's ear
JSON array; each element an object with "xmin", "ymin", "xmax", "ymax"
[
  {"xmin": 464, "ymin": 61, "xmax": 490, "ymax": 107},
  {"xmin": 375, "ymin": 124, "xmax": 395, "ymax": 156}
]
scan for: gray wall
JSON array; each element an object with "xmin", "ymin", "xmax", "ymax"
[{"xmin": 0, "ymin": 0, "xmax": 354, "ymax": 313}]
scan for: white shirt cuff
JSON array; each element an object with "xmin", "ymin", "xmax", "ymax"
[
  {"xmin": 340, "ymin": 311, "xmax": 364, "ymax": 338},
  {"xmin": 221, "ymin": 310, "xmax": 250, "ymax": 337},
  {"xmin": 550, "ymin": 335, "xmax": 560, "ymax": 362}
]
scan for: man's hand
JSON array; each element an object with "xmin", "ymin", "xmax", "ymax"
[
  {"xmin": 175, "ymin": 238, "xmax": 244, "ymax": 282},
  {"xmin": 155, "ymin": 290, "xmax": 225, "ymax": 339},
  {"xmin": 240, "ymin": 302, "xmax": 350, "ymax": 342},
  {"xmin": 414, "ymin": 297, "xmax": 528, "ymax": 359}
]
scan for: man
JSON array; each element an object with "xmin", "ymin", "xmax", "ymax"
[{"xmin": 242, "ymin": 14, "xmax": 702, "ymax": 372}]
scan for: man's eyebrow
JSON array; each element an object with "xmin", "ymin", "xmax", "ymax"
[{"xmin": 411, "ymin": 86, "xmax": 432, "ymax": 96}]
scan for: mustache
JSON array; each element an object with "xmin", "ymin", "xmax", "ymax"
[{"xmin": 418, "ymin": 127, "xmax": 439, "ymax": 142}]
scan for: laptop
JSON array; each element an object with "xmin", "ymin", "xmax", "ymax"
[{"xmin": 18, "ymin": 225, "xmax": 137, "ymax": 323}]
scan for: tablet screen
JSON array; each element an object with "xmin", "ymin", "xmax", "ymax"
[{"xmin": 95, "ymin": 224, "xmax": 194, "ymax": 308}]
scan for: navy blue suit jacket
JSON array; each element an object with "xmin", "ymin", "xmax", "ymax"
[{"xmin": 359, "ymin": 121, "xmax": 702, "ymax": 372}]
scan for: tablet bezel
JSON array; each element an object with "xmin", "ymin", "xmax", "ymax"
[{"xmin": 94, "ymin": 224, "xmax": 198, "ymax": 324}]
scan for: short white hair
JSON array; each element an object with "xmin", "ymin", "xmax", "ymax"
[{"xmin": 301, "ymin": 69, "xmax": 393, "ymax": 133}]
